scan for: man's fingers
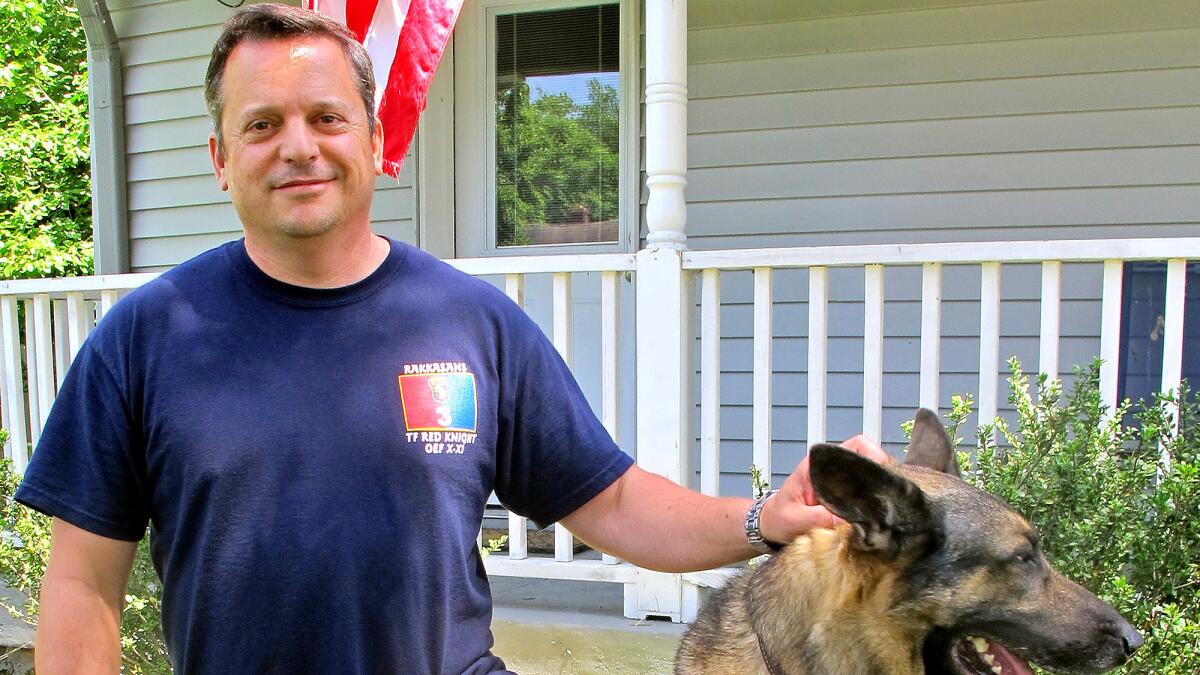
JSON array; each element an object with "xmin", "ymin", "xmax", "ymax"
[
  {"xmin": 794, "ymin": 456, "xmax": 816, "ymax": 505},
  {"xmin": 840, "ymin": 433, "xmax": 892, "ymax": 466},
  {"xmin": 797, "ymin": 504, "xmax": 839, "ymax": 532}
]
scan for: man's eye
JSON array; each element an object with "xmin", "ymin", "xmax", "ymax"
[
  {"xmin": 319, "ymin": 115, "xmax": 340, "ymax": 124},
  {"xmin": 249, "ymin": 121, "xmax": 271, "ymax": 132}
]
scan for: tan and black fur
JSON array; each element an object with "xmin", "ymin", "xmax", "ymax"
[{"xmin": 675, "ymin": 409, "xmax": 1142, "ymax": 675}]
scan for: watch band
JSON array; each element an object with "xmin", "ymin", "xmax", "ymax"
[{"xmin": 745, "ymin": 489, "xmax": 783, "ymax": 555}]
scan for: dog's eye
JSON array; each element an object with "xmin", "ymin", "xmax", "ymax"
[{"xmin": 1012, "ymin": 549, "xmax": 1036, "ymax": 565}]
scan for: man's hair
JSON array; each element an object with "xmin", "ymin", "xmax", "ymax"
[{"xmin": 204, "ymin": 3, "xmax": 376, "ymax": 148}]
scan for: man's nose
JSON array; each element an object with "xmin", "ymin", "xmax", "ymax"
[{"xmin": 278, "ymin": 120, "xmax": 319, "ymax": 163}]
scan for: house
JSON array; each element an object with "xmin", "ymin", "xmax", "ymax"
[{"xmin": 1, "ymin": 0, "xmax": 1197, "ymax": 623}]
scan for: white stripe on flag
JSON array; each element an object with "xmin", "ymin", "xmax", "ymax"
[
  {"xmin": 310, "ymin": 0, "xmax": 347, "ymax": 27},
  {"xmin": 364, "ymin": 0, "xmax": 413, "ymax": 114}
]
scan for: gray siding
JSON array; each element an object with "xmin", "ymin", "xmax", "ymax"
[
  {"xmin": 643, "ymin": 0, "xmax": 1200, "ymax": 247},
  {"xmin": 111, "ymin": 0, "xmax": 417, "ymax": 271}
]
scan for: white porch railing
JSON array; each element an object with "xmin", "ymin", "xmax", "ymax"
[
  {"xmin": 0, "ymin": 274, "xmax": 159, "ymax": 473},
  {"xmin": 1, "ymin": 237, "xmax": 1197, "ymax": 623}
]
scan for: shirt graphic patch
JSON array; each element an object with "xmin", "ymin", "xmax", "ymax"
[{"xmin": 398, "ymin": 369, "xmax": 478, "ymax": 433}]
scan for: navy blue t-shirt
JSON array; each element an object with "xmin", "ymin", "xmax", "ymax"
[{"xmin": 16, "ymin": 239, "xmax": 633, "ymax": 674}]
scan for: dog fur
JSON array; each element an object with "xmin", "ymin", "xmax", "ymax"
[{"xmin": 674, "ymin": 409, "xmax": 1142, "ymax": 675}]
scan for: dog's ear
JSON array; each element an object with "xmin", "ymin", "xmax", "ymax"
[
  {"xmin": 903, "ymin": 408, "xmax": 960, "ymax": 477},
  {"xmin": 810, "ymin": 444, "xmax": 938, "ymax": 559}
]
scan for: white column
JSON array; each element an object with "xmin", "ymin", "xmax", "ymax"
[
  {"xmin": 644, "ymin": 0, "xmax": 687, "ymax": 248},
  {"xmin": 633, "ymin": 248, "xmax": 692, "ymax": 622},
  {"xmin": 635, "ymin": 0, "xmax": 693, "ymax": 622}
]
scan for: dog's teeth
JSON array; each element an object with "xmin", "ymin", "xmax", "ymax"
[
  {"xmin": 991, "ymin": 665, "xmax": 1002, "ymax": 675},
  {"xmin": 983, "ymin": 653, "xmax": 996, "ymax": 666},
  {"xmin": 969, "ymin": 636, "xmax": 989, "ymax": 653}
]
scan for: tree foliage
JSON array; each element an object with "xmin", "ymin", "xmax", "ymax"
[{"xmin": 0, "ymin": 0, "xmax": 93, "ymax": 279}]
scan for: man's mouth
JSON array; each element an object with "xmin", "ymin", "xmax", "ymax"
[
  {"xmin": 952, "ymin": 636, "xmax": 1034, "ymax": 675},
  {"xmin": 274, "ymin": 178, "xmax": 333, "ymax": 191}
]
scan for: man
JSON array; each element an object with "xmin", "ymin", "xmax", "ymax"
[{"xmin": 17, "ymin": 5, "xmax": 887, "ymax": 673}]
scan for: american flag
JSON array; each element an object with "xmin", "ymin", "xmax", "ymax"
[{"xmin": 306, "ymin": 0, "xmax": 463, "ymax": 177}]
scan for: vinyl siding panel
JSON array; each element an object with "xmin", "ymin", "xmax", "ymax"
[
  {"xmin": 640, "ymin": 0, "xmax": 1200, "ymax": 249},
  {"xmin": 110, "ymin": 0, "xmax": 417, "ymax": 271}
]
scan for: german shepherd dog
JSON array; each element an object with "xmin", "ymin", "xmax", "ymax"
[{"xmin": 675, "ymin": 410, "xmax": 1143, "ymax": 674}]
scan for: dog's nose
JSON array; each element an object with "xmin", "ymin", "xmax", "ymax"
[{"xmin": 1121, "ymin": 622, "xmax": 1143, "ymax": 656}]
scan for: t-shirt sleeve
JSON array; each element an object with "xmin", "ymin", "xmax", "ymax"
[
  {"xmin": 493, "ymin": 328, "xmax": 633, "ymax": 529},
  {"xmin": 14, "ymin": 342, "xmax": 149, "ymax": 542}
]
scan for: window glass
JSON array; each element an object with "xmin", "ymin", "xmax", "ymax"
[
  {"xmin": 494, "ymin": 4, "xmax": 619, "ymax": 247},
  {"xmin": 1117, "ymin": 262, "xmax": 1199, "ymax": 423}
]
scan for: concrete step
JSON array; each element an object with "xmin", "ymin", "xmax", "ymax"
[{"xmin": 490, "ymin": 577, "xmax": 684, "ymax": 674}]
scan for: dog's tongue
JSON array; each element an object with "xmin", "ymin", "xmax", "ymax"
[{"xmin": 986, "ymin": 642, "xmax": 1035, "ymax": 675}]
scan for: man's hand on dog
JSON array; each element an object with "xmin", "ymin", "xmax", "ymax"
[{"xmin": 759, "ymin": 435, "xmax": 892, "ymax": 545}]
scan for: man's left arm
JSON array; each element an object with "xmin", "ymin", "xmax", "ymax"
[{"xmin": 561, "ymin": 435, "xmax": 889, "ymax": 573}]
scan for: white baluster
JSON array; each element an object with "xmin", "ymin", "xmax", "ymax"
[
  {"xmin": 807, "ymin": 267, "xmax": 828, "ymax": 445},
  {"xmin": 862, "ymin": 265, "xmax": 884, "ymax": 441},
  {"xmin": 920, "ymin": 263, "xmax": 942, "ymax": 412}
]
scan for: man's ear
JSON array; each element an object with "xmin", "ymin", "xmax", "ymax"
[
  {"xmin": 904, "ymin": 408, "xmax": 960, "ymax": 477},
  {"xmin": 208, "ymin": 133, "xmax": 229, "ymax": 192},
  {"xmin": 372, "ymin": 120, "xmax": 385, "ymax": 176},
  {"xmin": 809, "ymin": 444, "xmax": 938, "ymax": 559}
]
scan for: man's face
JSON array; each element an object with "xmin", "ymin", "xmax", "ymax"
[{"xmin": 208, "ymin": 36, "xmax": 383, "ymax": 242}]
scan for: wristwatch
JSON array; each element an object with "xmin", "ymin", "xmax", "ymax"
[{"xmin": 745, "ymin": 489, "xmax": 783, "ymax": 554}]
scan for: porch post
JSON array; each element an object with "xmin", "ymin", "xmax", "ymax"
[
  {"xmin": 643, "ymin": 0, "xmax": 688, "ymax": 249},
  {"xmin": 629, "ymin": 0, "xmax": 694, "ymax": 622}
]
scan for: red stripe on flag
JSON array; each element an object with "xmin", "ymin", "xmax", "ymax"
[
  {"xmin": 376, "ymin": 0, "xmax": 463, "ymax": 177},
  {"xmin": 344, "ymin": 0, "xmax": 379, "ymax": 44}
]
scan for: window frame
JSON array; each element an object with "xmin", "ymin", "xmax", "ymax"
[{"xmin": 454, "ymin": 0, "xmax": 640, "ymax": 258}]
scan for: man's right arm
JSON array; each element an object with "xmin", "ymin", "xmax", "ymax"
[{"xmin": 37, "ymin": 517, "xmax": 137, "ymax": 674}]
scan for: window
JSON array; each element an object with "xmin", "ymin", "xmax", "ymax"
[
  {"xmin": 1117, "ymin": 262, "xmax": 1199, "ymax": 419},
  {"xmin": 454, "ymin": 0, "xmax": 637, "ymax": 257},
  {"xmin": 494, "ymin": 6, "xmax": 619, "ymax": 247}
]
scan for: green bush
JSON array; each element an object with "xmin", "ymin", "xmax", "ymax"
[
  {"xmin": 962, "ymin": 359, "xmax": 1200, "ymax": 673},
  {"xmin": 0, "ymin": 427, "xmax": 170, "ymax": 673}
]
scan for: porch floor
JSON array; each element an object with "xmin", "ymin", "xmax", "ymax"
[{"xmin": 491, "ymin": 577, "xmax": 684, "ymax": 674}]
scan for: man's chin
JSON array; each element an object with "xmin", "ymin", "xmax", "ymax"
[{"xmin": 269, "ymin": 213, "xmax": 342, "ymax": 239}]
